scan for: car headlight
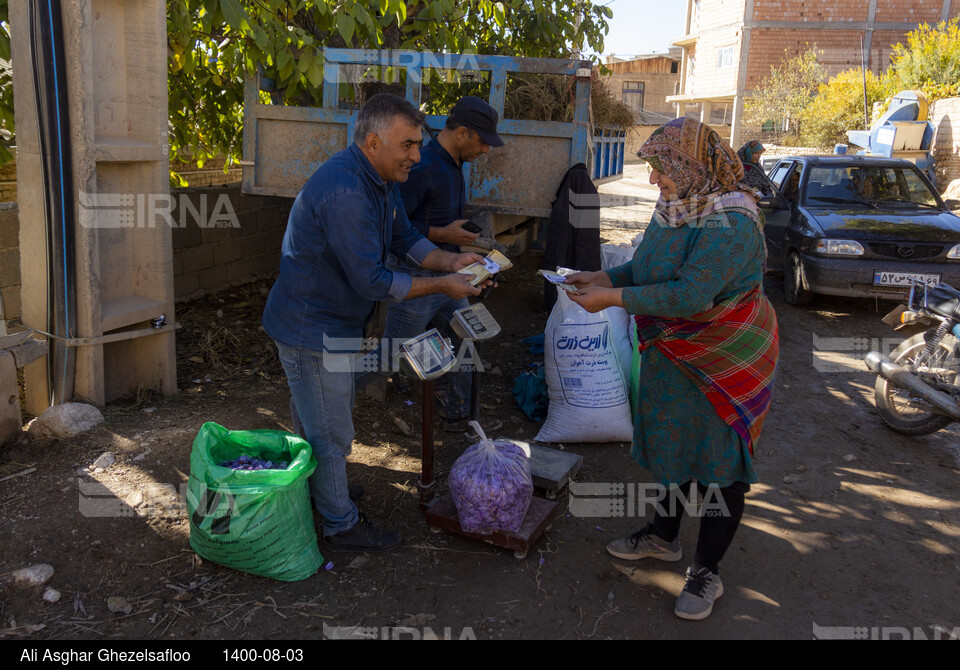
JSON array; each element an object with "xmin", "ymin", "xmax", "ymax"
[
  {"xmin": 815, "ymin": 239, "xmax": 865, "ymax": 256},
  {"xmin": 948, "ymin": 244, "xmax": 960, "ymax": 260}
]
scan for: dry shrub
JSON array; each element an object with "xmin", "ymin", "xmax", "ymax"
[
  {"xmin": 197, "ymin": 325, "xmax": 245, "ymax": 372},
  {"xmin": 502, "ymin": 73, "xmax": 634, "ymax": 128}
]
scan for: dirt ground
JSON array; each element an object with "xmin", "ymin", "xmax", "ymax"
[{"xmin": 1, "ymin": 217, "xmax": 959, "ymax": 641}]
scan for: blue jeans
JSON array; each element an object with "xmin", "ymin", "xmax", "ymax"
[
  {"xmin": 275, "ymin": 340, "xmax": 359, "ymax": 536},
  {"xmin": 383, "ymin": 293, "xmax": 472, "ymax": 416}
]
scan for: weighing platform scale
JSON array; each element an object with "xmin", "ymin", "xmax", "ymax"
[{"xmin": 400, "ymin": 303, "xmax": 581, "ymax": 558}]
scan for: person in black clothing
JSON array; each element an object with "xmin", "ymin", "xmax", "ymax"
[{"xmin": 382, "ymin": 96, "xmax": 504, "ymax": 424}]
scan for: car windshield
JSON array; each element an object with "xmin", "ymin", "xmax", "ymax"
[{"xmin": 803, "ymin": 165, "xmax": 939, "ymax": 208}]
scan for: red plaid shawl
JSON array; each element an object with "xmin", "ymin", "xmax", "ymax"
[{"xmin": 634, "ymin": 287, "xmax": 779, "ymax": 455}]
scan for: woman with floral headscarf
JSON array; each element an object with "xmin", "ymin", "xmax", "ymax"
[
  {"xmin": 737, "ymin": 140, "xmax": 774, "ymax": 195},
  {"xmin": 564, "ymin": 118, "xmax": 779, "ymax": 620}
]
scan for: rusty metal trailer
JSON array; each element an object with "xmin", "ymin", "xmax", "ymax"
[{"xmin": 241, "ymin": 48, "xmax": 623, "ymax": 254}]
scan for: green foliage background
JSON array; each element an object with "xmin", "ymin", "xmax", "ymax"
[
  {"xmin": 798, "ymin": 17, "xmax": 960, "ymax": 148},
  {"xmin": 0, "ymin": 1, "xmax": 12, "ymax": 165},
  {"xmin": 0, "ymin": 0, "xmax": 611, "ymax": 180},
  {"xmin": 169, "ymin": 0, "xmax": 612, "ymax": 184},
  {"xmin": 799, "ymin": 68, "xmax": 897, "ymax": 149}
]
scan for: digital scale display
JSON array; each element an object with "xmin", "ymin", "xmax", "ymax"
[
  {"xmin": 400, "ymin": 328, "xmax": 458, "ymax": 381},
  {"xmin": 449, "ymin": 304, "xmax": 501, "ymax": 341}
]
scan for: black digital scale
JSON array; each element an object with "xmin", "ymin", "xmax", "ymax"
[{"xmin": 399, "ymin": 303, "xmax": 578, "ymax": 559}]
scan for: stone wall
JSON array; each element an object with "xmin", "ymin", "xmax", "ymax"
[
  {"xmin": 931, "ymin": 97, "xmax": 960, "ymax": 191},
  {"xmin": 0, "ymin": 203, "xmax": 19, "ymax": 325},
  {"xmin": 170, "ymin": 183, "xmax": 290, "ymax": 301},
  {"xmin": 0, "ymin": 184, "xmax": 291, "ymax": 330}
]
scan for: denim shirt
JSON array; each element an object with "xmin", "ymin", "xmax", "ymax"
[
  {"xmin": 263, "ymin": 144, "xmax": 437, "ymax": 350},
  {"xmin": 389, "ymin": 139, "xmax": 466, "ymax": 275}
]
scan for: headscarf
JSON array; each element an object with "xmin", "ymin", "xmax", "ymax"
[
  {"xmin": 637, "ymin": 117, "xmax": 761, "ymax": 229},
  {"xmin": 737, "ymin": 140, "xmax": 774, "ymax": 194},
  {"xmin": 737, "ymin": 140, "xmax": 764, "ymax": 166}
]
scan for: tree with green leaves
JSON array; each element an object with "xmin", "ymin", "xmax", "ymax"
[
  {"xmin": 0, "ymin": 3, "xmax": 13, "ymax": 165},
  {"xmin": 799, "ymin": 67, "xmax": 897, "ymax": 149},
  {"xmin": 743, "ymin": 47, "xmax": 827, "ymax": 144},
  {"xmin": 797, "ymin": 18, "xmax": 960, "ymax": 149},
  {"xmin": 166, "ymin": 0, "xmax": 612, "ymax": 183},
  {"xmin": 0, "ymin": 1, "xmax": 613, "ymax": 176},
  {"xmin": 886, "ymin": 16, "xmax": 960, "ymax": 102}
]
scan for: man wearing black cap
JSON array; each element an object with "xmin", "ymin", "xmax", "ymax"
[{"xmin": 383, "ymin": 96, "xmax": 504, "ymax": 425}]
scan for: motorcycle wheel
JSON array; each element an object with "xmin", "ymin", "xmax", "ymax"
[{"xmin": 874, "ymin": 332, "xmax": 960, "ymax": 436}]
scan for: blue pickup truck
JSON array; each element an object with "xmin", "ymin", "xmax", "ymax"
[{"xmin": 240, "ymin": 49, "xmax": 624, "ymax": 252}]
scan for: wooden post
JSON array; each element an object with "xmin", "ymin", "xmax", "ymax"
[
  {"xmin": 10, "ymin": 0, "xmax": 176, "ymax": 409},
  {"xmin": 418, "ymin": 379, "xmax": 437, "ymax": 510}
]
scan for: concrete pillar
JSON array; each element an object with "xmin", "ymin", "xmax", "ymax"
[
  {"xmin": 730, "ymin": 95, "xmax": 745, "ymax": 149},
  {"xmin": 701, "ymin": 101, "xmax": 714, "ymax": 126}
]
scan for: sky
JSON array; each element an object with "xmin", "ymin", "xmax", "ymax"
[{"xmin": 592, "ymin": 0, "xmax": 688, "ymax": 59}]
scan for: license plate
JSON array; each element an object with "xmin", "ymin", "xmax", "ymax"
[{"xmin": 873, "ymin": 271, "xmax": 941, "ymax": 287}]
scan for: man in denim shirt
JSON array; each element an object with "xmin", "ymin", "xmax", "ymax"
[
  {"xmin": 263, "ymin": 94, "xmax": 488, "ymax": 552},
  {"xmin": 384, "ymin": 97, "xmax": 504, "ymax": 424}
]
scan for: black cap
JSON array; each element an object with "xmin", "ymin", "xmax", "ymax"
[{"xmin": 448, "ymin": 96, "xmax": 504, "ymax": 147}]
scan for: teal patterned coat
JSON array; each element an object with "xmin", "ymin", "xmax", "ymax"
[{"xmin": 605, "ymin": 210, "xmax": 765, "ymax": 487}]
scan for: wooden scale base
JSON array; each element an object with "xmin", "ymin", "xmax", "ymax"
[{"xmin": 416, "ymin": 377, "xmax": 570, "ymax": 559}]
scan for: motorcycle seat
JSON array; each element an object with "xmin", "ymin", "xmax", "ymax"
[{"xmin": 927, "ymin": 283, "xmax": 960, "ymax": 321}]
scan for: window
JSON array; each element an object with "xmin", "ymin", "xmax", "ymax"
[
  {"xmin": 671, "ymin": 62, "xmax": 679, "ymax": 74},
  {"xmin": 622, "ymin": 81, "xmax": 645, "ymax": 111},
  {"xmin": 770, "ymin": 163, "xmax": 794, "ymax": 189},
  {"xmin": 804, "ymin": 165, "xmax": 938, "ymax": 206},
  {"xmin": 716, "ymin": 46, "xmax": 735, "ymax": 69}
]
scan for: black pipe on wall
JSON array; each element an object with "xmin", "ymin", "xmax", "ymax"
[{"xmin": 29, "ymin": 0, "xmax": 76, "ymax": 405}]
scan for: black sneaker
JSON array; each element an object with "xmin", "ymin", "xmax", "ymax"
[
  {"xmin": 462, "ymin": 417, "xmax": 503, "ymax": 437},
  {"xmin": 324, "ymin": 514, "xmax": 401, "ymax": 552},
  {"xmin": 393, "ymin": 374, "xmax": 414, "ymax": 396},
  {"xmin": 436, "ymin": 393, "xmax": 469, "ymax": 422}
]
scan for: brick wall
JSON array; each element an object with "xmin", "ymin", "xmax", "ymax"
[
  {"xmin": 746, "ymin": 29, "xmax": 869, "ymax": 89},
  {"xmin": 687, "ymin": 1, "xmax": 960, "ymax": 103},
  {"xmin": 752, "ymin": 0, "xmax": 869, "ymax": 22},
  {"xmin": 931, "ymin": 97, "xmax": 960, "ymax": 191},
  {"xmin": 874, "ymin": 0, "xmax": 946, "ymax": 23},
  {"xmin": 0, "ymin": 203, "xmax": 19, "ymax": 326},
  {"xmin": 0, "ymin": 158, "xmax": 15, "ymax": 204},
  {"xmin": 171, "ymin": 183, "xmax": 290, "ymax": 301}
]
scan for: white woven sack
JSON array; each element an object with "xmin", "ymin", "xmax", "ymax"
[{"xmin": 535, "ymin": 287, "xmax": 633, "ymax": 443}]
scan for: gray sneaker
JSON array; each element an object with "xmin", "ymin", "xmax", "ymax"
[
  {"xmin": 606, "ymin": 526, "xmax": 682, "ymax": 562},
  {"xmin": 674, "ymin": 566, "xmax": 724, "ymax": 620}
]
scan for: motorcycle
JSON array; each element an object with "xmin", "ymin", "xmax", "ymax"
[{"xmin": 864, "ymin": 280, "xmax": 960, "ymax": 436}]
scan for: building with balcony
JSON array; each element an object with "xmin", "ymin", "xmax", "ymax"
[{"xmin": 668, "ymin": 0, "xmax": 960, "ymax": 147}]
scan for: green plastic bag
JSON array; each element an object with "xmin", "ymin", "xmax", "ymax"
[{"xmin": 187, "ymin": 422, "xmax": 322, "ymax": 581}]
